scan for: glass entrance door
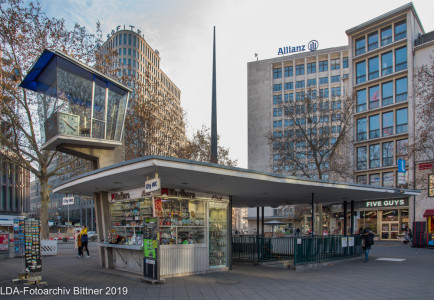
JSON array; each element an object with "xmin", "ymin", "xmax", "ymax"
[{"xmin": 381, "ymin": 222, "xmax": 399, "ymax": 240}]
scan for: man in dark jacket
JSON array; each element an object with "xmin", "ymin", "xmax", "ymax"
[{"xmin": 361, "ymin": 228, "xmax": 374, "ymax": 262}]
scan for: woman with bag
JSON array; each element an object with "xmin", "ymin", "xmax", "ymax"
[{"xmin": 361, "ymin": 228, "xmax": 375, "ymax": 263}]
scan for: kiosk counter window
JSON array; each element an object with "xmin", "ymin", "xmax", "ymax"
[{"xmin": 158, "ymin": 198, "xmax": 206, "ymax": 245}]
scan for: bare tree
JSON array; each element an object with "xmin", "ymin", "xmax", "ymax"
[
  {"xmin": 268, "ymin": 88, "xmax": 355, "ymax": 181},
  {"xmin": 95, "ymin": 41, "xmax": 186, "ymax": 160},
  {"xmin": 0, "ymin": 0, "xmax": 101, "ymax": 238},
  {"xmin": 177, "ymin": 125, "xmax": 237, "ymax": 166},
  {"xmin": 267, "ymin": 88, "xmax": 355, "ymax": 234}
]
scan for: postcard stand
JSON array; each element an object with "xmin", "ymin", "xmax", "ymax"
[{"xmin": 12, "ymin": 219, "xmax": 47, "ymax": 286}]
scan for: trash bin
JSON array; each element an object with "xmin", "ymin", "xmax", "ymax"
[
  {"xmin": 63, "ymin": 237, "xmax": 68, "ymax": 242},
  {"xmin": 0, "ymin": 231, "xmax": 10, "ymax": 259}
]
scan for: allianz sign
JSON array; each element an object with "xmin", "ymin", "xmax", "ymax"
[{"xmin": 277, "ymin": 40, "xmax": 319, "ymax": 55}]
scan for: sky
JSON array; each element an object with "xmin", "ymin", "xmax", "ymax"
[{"xmin": 38, "ymin": 0, "xmax": 434, "ymax": 168}]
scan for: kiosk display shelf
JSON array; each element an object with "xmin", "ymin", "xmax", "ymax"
[{"xmin": 209, "ymin": 201, "xmax": 228, "ymax": 267}]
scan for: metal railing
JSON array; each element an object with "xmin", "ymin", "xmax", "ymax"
[{"xmin": 232, "ymin": 235, "xmax": 362, "ymax": 266}]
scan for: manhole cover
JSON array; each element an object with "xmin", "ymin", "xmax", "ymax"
[{"xmin": 216, "ymin": 280, "xmax": 239, "ymax": 285}]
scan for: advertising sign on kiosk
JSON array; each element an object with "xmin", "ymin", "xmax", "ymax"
[{"xmin": 143, "ymin": 217, "xmax": 164, "ymax": 283}]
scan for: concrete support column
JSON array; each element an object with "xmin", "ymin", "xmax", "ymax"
[
  {"xmin": 256, "ymin": 207, "xmax": 259, "ymax": 237},
  {"xmin": 261, "ymin": 207, "xmax": 264, "ymax": 236},
  {"xmin": 94, "ymin": 192, "xmax": 113, "ymax": 269},
  {"xmin": 228, "ymin": 196, "xmax": 232, "ymax": 270},
  {"xmin": 350, "ymin": 200, "xmax": 355, "ymax": 235},
  {"xmin": 343, "ymin": 201, "xmax": 347, "ymax": 235},
  {"xmin": 312, "ymin": 193, "xmax": 314, "ymax": 235}
]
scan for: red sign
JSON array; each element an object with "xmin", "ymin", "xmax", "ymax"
[
  {"xmin": 0, "ymin": 233, "xmax": 8, "ymax": 251},
  {"xmin": 419, "ymin": 163, "xmax": 433, "ymax": 170}
]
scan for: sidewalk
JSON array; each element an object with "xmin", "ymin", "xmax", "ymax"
[{"xmin": 0, "ymin": 241, "xmax": 433, "ymax": 299}]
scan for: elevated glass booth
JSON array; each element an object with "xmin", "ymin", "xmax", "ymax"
[{"xmin": 20, "ymin": 49, "xmax": 131, "ymax": 150}]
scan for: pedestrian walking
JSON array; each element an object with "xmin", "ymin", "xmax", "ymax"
[
  {"xmin": 361, "ymin": 228, "xmax": 374, "ymax": 262},
  {"xmin": 80, "ymin": 225, "xmax": 90, "ymax": 258},
  {"xmin": 295, "ymin": 228, "xmax": 300, "ymax": 236},
  {"xmin": 74, "ymin": 228, "xmax": 83, "ymax": 258}
]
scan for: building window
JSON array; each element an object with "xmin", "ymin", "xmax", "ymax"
[
  {"xmin": 307, "ymin": 79, "xmax": 316, "ymax": 87},
  {"xmin": 355, "ymin": 37, "xmax": 366, "ymax": 56},
  {"xmin": 119, "ymin": 33, "xmax": 122, "ymax": 45},
  {"xmin": 330, "ymin": 59, "xmax": 340, "ymax": 70},
  {"xmin": 382, "ymin": 172, "xmax": 394, "ymax": 187},
  {"xmin": 128, "ymin": 34, "xmax": 132, "ymax": 45},
  {"xmin": 331, "ymin": 75, "xmax": 340, "ymax": 83},
  {"xmin": 394, "ymin": 20, "xmax": 406, "ymax": 41},
  {"xmin": 284, "ymin": 93, "xmax": 294, "ymax": 102},
  {"xmin": 369, "ymin": 85, "xmax": 380, "ymax": 110},
  {"xmin": 273, "ymin": 68, "xmax": 282, "ymax": 79},
  {"xmin": 357, "ymin": 146, "xmax": 367, "ymax": 170},
  {"xmin": 273, "ymin": 95, "xmax": 282, "ymax": 104},
  {"xmin": 296, "ymin": 64, "xmax": 304, "ymax": 75},
  {"xmin": 123, "ymin": 34, "xmax": 127, "ymax": 44},
  {"xmin": 396, "ymin": 139, "xmax": 408, "ymax": 160},
  {"xmin": 307, "ymin": 90, "xmax": 317, "ymax": 99},
  {"xmin": 369, "ymin": 114, "xmax": 380, "ymax": 139},
  {"xmin": 396, "ymin": 108, "xmax": 408, "ymax": 134},
  {"xmin": 296, "ymin": 92, "xmax": 305, "ymax": 102},
  {"xmin": 284, "ymin": 66, "xmax": 293, "ymax": 77},
  {"xmin": 284, "ymin": 82, "xmax": 293, "ymax": 90},
  {"xmin": 382, "ymin": 81, "xmax": 393, "ymax": 106},
  {"xmin": 357, "ymin": 175, "xmax": 367, "ymax": 185},
  {"xmin": 123, "ymin": 48, "xmax": 126, "ymax": 55},
  {"xmin": 319, "ymin": 77, "xmax": 328, "ymax": 85},
  {"xmin": 307, "ymin": 62, "xmax": 316, "ymax": 74},
  {"xmin": 368, "ymin": 56, "xmax": 379, "ymax": 80},
  {"xmin": 369, "ymin": 174, "xmax": 381, "ymax": 186},
  {"xmin": 319, "ymin": 88, "xmax": 329, "ymax": 98},
  {"xmin": 368, "ymin": 31, "xmax": 378, "ymax": 51},
  {"xmin": 357, "ymin": 118, "xmax": 367, "ymax": 141},
  {"xmin": 343, "ymin": 57, "xmax": 349, "ymax": 68},
  {"xmin": 382, "ymin": 111, "xmax": 393, "ymax": 136},
  {"xmin": 356, "ymin": 89, "xmax": 367, "ymax": 112},
  {"xmin": 356, "ymin": 61, "xmax": 366, "ymax": 84},
  {"xmin": 381, "ymin": 26, "xmax": 392, "ymax": 46},
  {"xmin": 382, "ymin": 142, "xmax": 394, "ymax": 167},
  {"xmin": 395, "ymin": 77, "xmax": 407, "ymax": 102},
  {"xmin": 273, "ymin": 107, "xmax": 282, "ymax": 117},
  {"xmin": 395, "ymin": 46, "xmax": 407, "ymax": 71},
  {"xmin": 381, "ymin": 51, "xmax": 393, "ymax": 76},
  {"xmin": 296, "ymin": 80, "xmax": 305, "ymax": 89},
  {"xmin": 319, "ymin": 60, "xmax": 328, "ymax": 72},
  {"xmin": 370, "ymin": 144, "xmax": 380, "ymax": 168},
  {"xmin": 273, "ymin": 120, "xmax": 282, "ymax": 128},
  {"xmin": 273, "ymin": 84, "xmax": 282, "ymax": 92},
  {"xmin": 331, "ymin": 87, "xmax": 341, "ymax": 97}
]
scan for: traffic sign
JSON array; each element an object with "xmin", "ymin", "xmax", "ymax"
[{"xmin": 62, "ymin": 197, "xmax": 74, "ymax": 206}]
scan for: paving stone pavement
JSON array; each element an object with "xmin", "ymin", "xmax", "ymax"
[{"xmin": 0, "ymin": 241, "xmax": 433, "ymax": 299}]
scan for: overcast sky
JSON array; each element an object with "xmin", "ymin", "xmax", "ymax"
[{"xmin": 39, "ymin": 0, "xmax": 434, "ymax": 168}]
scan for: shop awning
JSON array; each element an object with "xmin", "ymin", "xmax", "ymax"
[
  {"xmin": 52, "ymin": 155, "xmax": 420, "ymax": 208},
  {"xmin": 423, "ymin": 210, "xmax": 434, "ymax": 217}
]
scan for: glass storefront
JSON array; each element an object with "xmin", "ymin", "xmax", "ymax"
[
  {"xmin": 330, "ymin": 199, "xmax": 409, "ymax": 240},
  {"xmin": 107, "ymin": 187, "xmax": 230, "ymax": 275}
]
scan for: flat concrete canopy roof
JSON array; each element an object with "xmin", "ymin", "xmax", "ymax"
[{"xmin": 53, "ymin": 156, "xmax": 419, "ymax": 207}]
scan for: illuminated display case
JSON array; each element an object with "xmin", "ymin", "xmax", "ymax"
[
  {"xmin": 109, "ymin": 198, "xmax": 152, "ymax": 245},
  {"xmin": 209, "ymin": 201, "xmax": 228, "ymax": 267},
  {"xmin": 159, "ymin": 198, "xmax": 206, "ymax": 245}
]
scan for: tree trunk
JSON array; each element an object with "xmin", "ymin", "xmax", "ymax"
[{"xmin": 39, "ymin": 176, "xmax": 51, "ymax": 240}]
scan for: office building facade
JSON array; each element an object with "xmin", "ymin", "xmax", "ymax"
[
  {"xmin": 247, "ymin": 3, "xmax": 434, "ymax": 239},
  {"xmin": 97, "ymin": 26, "xmax": 186, "ymax": 157}
]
